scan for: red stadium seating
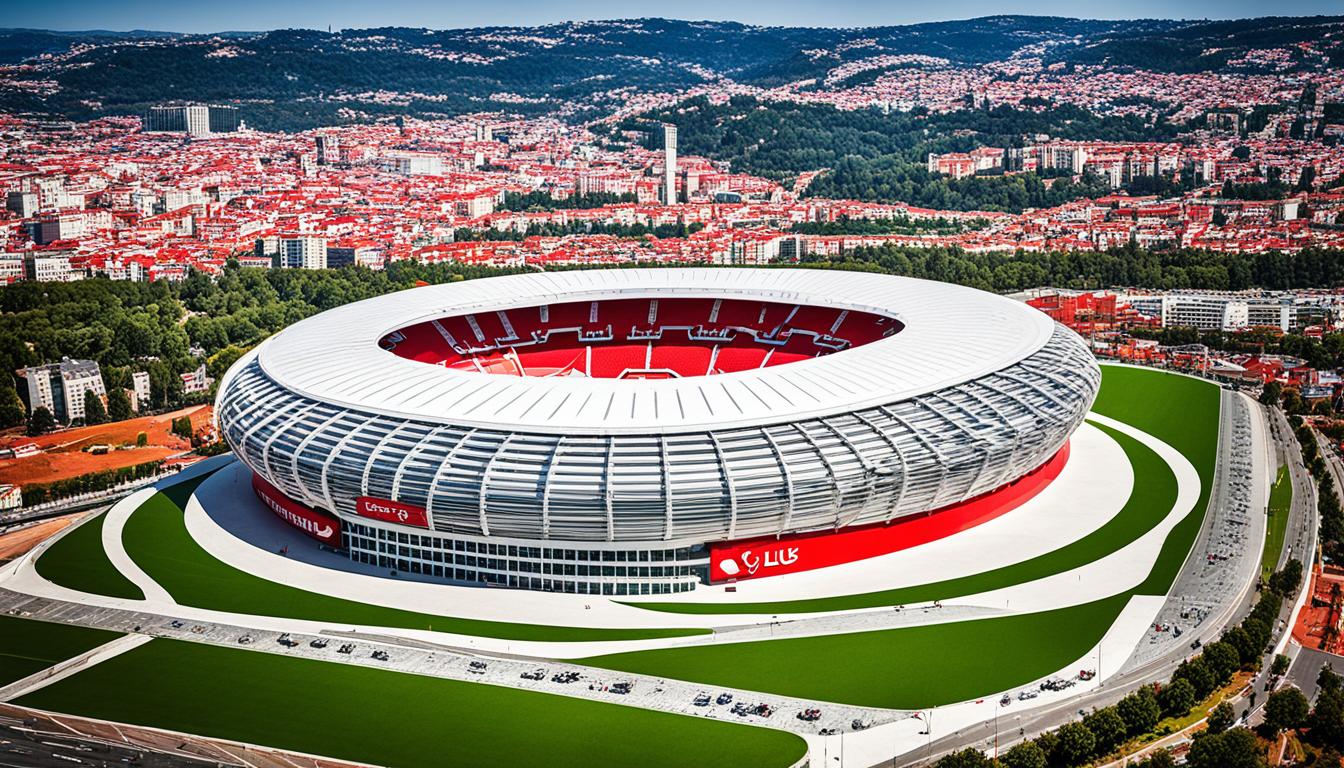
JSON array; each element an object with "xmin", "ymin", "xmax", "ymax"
[{"xmin": 381, "ymin": 297, "xmax": 902, "ymax": 379}]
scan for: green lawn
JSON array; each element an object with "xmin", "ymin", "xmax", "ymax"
[
  {"xmin": 1263, "ymin": 464, "xmax": 1293, "ymax": 580},
  {"xmin": 15, "ymin": 638, "xmax": 807, "ymax": 768},
  {"xmin": 120, "ymin": 473, "xmax": 707, "ymax": 643},
  {"xmin": 587, "ymin": 594, "xmax": 1131, "ymax": 710},
  {"xmin": 584, "ymin": 366, "xmax": 1224, "ymax": 709},
  {"xmin": 35, "ymin": 511, "xmax": 144, "ymax": 600},
  {"xmin": 0, "ymin": 615, "xmax": 122, "ymax": 687},
  {"xmin": 626, "ymin": 422, "xmax": 1174, "ymax": 615},
  {"xmin": 1090, "ymin": 366, "xmax": 1221, "ymax": 597}
]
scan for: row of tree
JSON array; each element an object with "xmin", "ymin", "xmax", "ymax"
[
  {"xmin": 20, "ymin": 459, "xmax": 170, "ymax": 506},
  {"xmin": 808, "ymin": 245, "xmax": 1344, "ymax": 295},
  {"xmin": 788, "ymin": 215, "xmax": 988, "ymax": 236}
]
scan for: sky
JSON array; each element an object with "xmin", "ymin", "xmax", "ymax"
[{"xmin": 6, "ymin": 0, "xmax": 1341, "ymax": 33}]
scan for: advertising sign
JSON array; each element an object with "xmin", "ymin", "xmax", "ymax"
[
  {"xmin": 709, "ymin": 442, "xmax": 1070, "ymax": 583},
  {"xmin": 355, "ymin": 496, "xmax": 430, "ymax": 528},
  {"xmin": 251, "ymin": 473, "xmax": 342, "ymax": 546}
]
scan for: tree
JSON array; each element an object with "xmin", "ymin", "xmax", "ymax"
[
  {"xmin": 1203, "ymin": 642, "xmax": 1241, "ymax": 685},
  {"xmin": 135, "ymin": 431, "xmax": 148, "ymax": 447},
  {"xmin": 106, "ymin": 387, "xmax": 133, "ymax": 421},
  {"xmin": 1222, "ymin": 626, "xmax": 1258, "ymax": 666},
  {"xmin": 82, "ymin": 390, "xmax": 107, "ymax": 425},
  {"xmin": 1052, "ymin": 721, "xmax": 1097, "ymax": 767},
  {"xmin": 0, "ymin": 386, "xmax": 24, "ymax": 428},
  {"xmin": 1260, "ymin": 381, "xmax": 1282, "ymax": 406},
  {"xmin": 1207, "ymin": 701, "xmax": 1236, "ymax": 735},
  {"xmin": 170, "ymin": 415, "xmax": 194, "ymax": 441},
  {"xmin": 1271, "ymin": 654, "xmax": 1290, "ymax": 677},
  {"xmin": 26, "ymin": 406, "xmax": 56, "ymax": 436},
  {"xmin": 206, "ymin": 344, "xmax": 248, "ymax": 388},
  {"xmin": 935, "ymin": 748, "xmax": 991, "ymax": 768},
  {"xmin": 1186, "ymin": 727, "xmax": 1265, "ymax": 768},
  {"xmin": 1138, "ymin": 749, "xmax": 1176, "ymax": 768},
  {"xmin": 1310, "ymin": 683, "xmax": 1344, "ymax": 749},
  {"xmin": 1320, "ymin": 664, "xmax": 1342, "ymax": 696},
  {"xmin": 1118, "ymin": 685, "xmax": 1163, "ymax": 735},
  {"xmin": 1270, "ymin": 559, "xmax": 1304, "ymax": 598},
  {"xmin": 1175, "ymin": 657, "xmax": 1217, "ymax": 699},
  {"xmin": 1000, "ymin": 740, "xmax": 1047, "ymax": 768},
  {"xmin": 1159, "ymin": 678, "xmax": 1197, "ymax": 717},
  {"xmin": 1084, "ymin": 707, "xmax": 1128, "ymax": 755},
  {"xmin": 1265, "ymin": 687, "xmax": 1309, "ymax": 734}
]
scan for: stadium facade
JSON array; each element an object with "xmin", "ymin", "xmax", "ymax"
[{"xmin": 216, "ymin": 268, "xmax": 1100, "ymax": 596}]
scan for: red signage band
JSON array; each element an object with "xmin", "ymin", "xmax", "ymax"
[
  {"xmin": 709, "ymin": 442, "xmax": 1071, "ymax": 583},
  {"xmin": 251, "ymin": 473, "xmax": 342, "ymax": 546},
  {"xmin": 355, "ymin": 496, "xmax": 430, "ymax": 528}
]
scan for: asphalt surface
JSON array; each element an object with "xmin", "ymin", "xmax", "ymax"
[{"xmin": 0, "ymin": 714, "xmax": 234, "ymax": 768}]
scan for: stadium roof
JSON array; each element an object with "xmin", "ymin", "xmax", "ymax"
[{"xmin": 254, "ymin": 268, "xmax": 1055, "ymax": 435}]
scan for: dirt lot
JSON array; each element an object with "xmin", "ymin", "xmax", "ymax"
[
  {"xmin": 0, "ymin": 513, "xmax": 80, "ymax": 562},
  {"xmin": 0, "ymin": 446, "xmax": 182, "ymax": 487},
  {"xmin": 0, "ymin": 405, "xmax": 212, "ymax": 488}
]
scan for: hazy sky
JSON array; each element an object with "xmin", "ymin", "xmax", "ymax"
[{"xmin": 8, "ymin": 0, "xmax": 1341, "ymax": 32}]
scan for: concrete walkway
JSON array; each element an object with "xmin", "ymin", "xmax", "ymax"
[{"xmin": 0, "ymin": 633, "xmax": 153, "ymax": 701}]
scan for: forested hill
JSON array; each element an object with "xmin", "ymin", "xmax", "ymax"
[{"xmin": 0, "ymin": 15, "xmax": 1339, "ymax": 131}]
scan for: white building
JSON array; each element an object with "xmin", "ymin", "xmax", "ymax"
[
  {"xmin": 130, "ymin": 370, "xmax": 152, "ymax": 412},
  {"xmin": 21, "ymin": 358, "xmax": 106, "ymax": 423},
  {"xmin": 279, "ymin": 236, "xmax": 327, "ymax": 270},
  {"xmin": 22, "ymin": 253, "xmax": 75, "ymax": 282},
  {"xmin": 6, "ymin": 191, "xmax": 38, "ymax": 218},
  {"xmin": 661, "ymin": 124, "xmax": 678, "ymax": 205},
  {"xmin": 384, "ymin": 152, "xmax": 443, "ymax": 176},
  {"xmin": 181, "ymin": 363, "xmax": 213, "ymax": 395},
  {"xmin": 1130, "ymin": 294, "xmax": 1250, "ymax": 332},
  {"xmin": 1246, "ymin": 297, "xmax": 1294, "ymax": 333}
]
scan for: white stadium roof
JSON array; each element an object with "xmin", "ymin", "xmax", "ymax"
[{"xmin": 254, "ymin": 268, "xmax": 1056, "ymax": 435}]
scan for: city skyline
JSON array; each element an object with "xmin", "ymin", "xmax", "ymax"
[{"xmin": 6, "ymin": 0, "xmax": 1343, "ymax": 33}]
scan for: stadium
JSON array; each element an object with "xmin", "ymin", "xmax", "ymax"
[{"xmin": 215, "ymin": 268, "xmax": 1101, "ymax": 597}]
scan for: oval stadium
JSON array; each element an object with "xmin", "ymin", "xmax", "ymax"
[{"xmin": 215, "ymin": 268, "xmax": 1101, "ymax": 596}]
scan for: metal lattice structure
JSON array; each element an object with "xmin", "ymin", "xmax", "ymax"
[{"xmin": 216, "ymin": 268, "xmax": 1100, "ymax": 595}]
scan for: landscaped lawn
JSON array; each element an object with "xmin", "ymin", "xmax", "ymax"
[
  {"xmin": 15, "ymin": 638, "xmax": 807, "ymax": 768},
  {"xmin": 1262, "ymin": 464, "xmax": 1293, "ymax": 580},
  {"xmin": 587, "ymin": 594, "xmax": 1131, "ymax": 710},
  {"xmin": 0, "ymin": 615, "xmax": 122, "ymax": 687},
  {"xmin": 35, "ymin": 511, "xmax": 144, "ymax": 600},
  {"xmin": 1090, "ymin": 366, "xmax": 1221, "ymax": 597},
  {"xmin": 121, "ymin": 472, "xmax": 707, "ymax": 643}
]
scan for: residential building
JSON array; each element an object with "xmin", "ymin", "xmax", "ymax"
[
  {"xmin": 279, "ymin": 236, "xmax": 327, "ymax": 269},
  {"xmin": 20, "ymin": 358, "xmax": 106, "ymax": 424},
  {"xmin": 662, "ymin": 123, "xmax": 678, "ymax": 205}
]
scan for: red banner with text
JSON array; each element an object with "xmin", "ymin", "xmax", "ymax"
[
  {"xmin": 251, "ymin": 473, "xmax": 342, "ymax": 546},
  {"xmin": 709, "ymin": 442, "xmax": 1070, "ymax": 583},
  {"xmin": 355, "ymin": 496, "xmax": 430, "ymax": 528}
]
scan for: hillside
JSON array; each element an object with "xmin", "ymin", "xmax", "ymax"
[{"xmin": 0, "ymin": 16, "xmax": 1339, "ymax": 131}]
